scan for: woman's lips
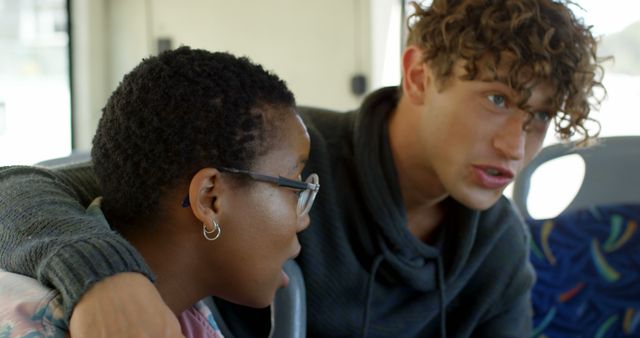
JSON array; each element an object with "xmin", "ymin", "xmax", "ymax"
[
  {"xmin": 280, "ymin": 247, "xmax": 301, "ymax": 288},
  {"xmin": 280, "ymin": 269, "xmax": 290, "ymax": 288}
]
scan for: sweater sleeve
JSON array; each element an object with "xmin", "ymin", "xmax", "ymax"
[{"xmin": 0, "ymin": 163, "xmax": 154, "ymax": 322}]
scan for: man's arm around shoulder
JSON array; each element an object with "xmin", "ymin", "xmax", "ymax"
[{"xmin": 0, "ymin": 164, "xmax": 154, "ymax": 324}]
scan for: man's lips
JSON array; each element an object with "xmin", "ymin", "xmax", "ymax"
[{"xmin": 472, "ymin": 165, "xmax": 515, "ymax": 189}]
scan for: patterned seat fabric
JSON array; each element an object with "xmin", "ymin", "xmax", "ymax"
[{"xmin": 528, "ymin": 204, "xmax": 640, "ymax": 338}]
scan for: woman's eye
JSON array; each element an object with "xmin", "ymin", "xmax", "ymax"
[
  {"xmin": 488, "ymin": 94, "xmax": 507, "ymax": 108},
  {"xmin": 532, "ymin": 111, "xmax": 552, "ymax": 123}
]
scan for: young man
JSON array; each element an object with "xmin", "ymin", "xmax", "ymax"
[{"xmin": 0, "ymin": 0, "xmax": 602, "ymax": 337}]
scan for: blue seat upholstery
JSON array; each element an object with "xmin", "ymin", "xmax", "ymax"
[
  {"xmin": 527, "ymin": 204, "xmax": 640, "ymax": 337},
  {"xmin": 512, "ymin": 137, "xmax": 640, "ymax": 337}
]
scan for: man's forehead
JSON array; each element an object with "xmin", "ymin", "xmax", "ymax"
[
  {"xmin": 457, "ymin": 55, "xmax": 556, "ymax": 91},
  {"xmin": 470, "ymin": 51, "xmax": 545, "ymax": 77},
  {"xmin": 445, "ymin": 57, "xmax": 559, "ymax": 108}
]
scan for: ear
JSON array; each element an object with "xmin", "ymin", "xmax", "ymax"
[
  {"xmin": 401, "ymin": 45, "xmax": 432, "ymax": 105},
  {"xmin": 188, "ymin": 168, "xmax": 222, "ymax": 226}
]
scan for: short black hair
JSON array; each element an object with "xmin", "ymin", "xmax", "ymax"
[{"xmin": 91, "ymin": 46, "xmax": 296, "ymax": 223}]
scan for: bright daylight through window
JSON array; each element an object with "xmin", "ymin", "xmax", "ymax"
[{"xmin": 0, "ymin": 0, "xmax": 71, "ymax": 166}]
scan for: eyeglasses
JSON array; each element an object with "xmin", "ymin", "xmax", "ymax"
[{"xmin": 219, "ymin": 167, "xmax": 320, "ymax": 217}]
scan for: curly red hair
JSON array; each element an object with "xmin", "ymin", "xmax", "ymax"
[{"xmin": 407, "ymin": 0, "xmax": 606, "ymax": 141}]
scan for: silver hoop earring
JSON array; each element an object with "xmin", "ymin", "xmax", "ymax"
[{"xmin": 203, "ymin": 219, "xmax": 221, "ymax": 241}]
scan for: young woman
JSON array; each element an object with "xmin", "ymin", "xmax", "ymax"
[{"xmin": 0, "ymin": 46, "xmax": 319, "ymax": 338}]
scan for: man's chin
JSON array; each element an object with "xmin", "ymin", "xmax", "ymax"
[{"xmin": 453, "ymin": 190, "xmax": 502, "ymax": 211}]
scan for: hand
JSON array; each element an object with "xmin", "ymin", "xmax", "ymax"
[{"xmin": 69, "ymin": 272, "xmax": 185, "ymax": 338}]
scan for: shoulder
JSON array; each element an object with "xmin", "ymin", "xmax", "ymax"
[
  {"xmin": 476, "ymin": 197, "xmax": 535, "ymax": 299},
  {"xmin": 472, "ymin": 197, "xmax": 535, "ymax": 290},
  {"xmin": 298, "ymin": 106, "xmax": 359, "ymax": 178},
  {"xmin": 0, "ymin": 161, "xmax": 96, "ymax": 202},
  {"xmin": 480, "ymin": 196, "xmax": 530, "ymax": 247},
  {"xmin": 0, "ymin": 161, "xmax": 94, "ymax": 180},
  {"xmin": 0, "ymin": 270, "xmax": 68, "ymax": 337},
  {"xmin": 298, "ymin": 106, "xmax": 357, "ymax": 148}
]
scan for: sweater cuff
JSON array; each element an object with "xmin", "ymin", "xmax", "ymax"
[{"xmin": 38, "ymin": 235, "xmax": 156, "ymax": 324}]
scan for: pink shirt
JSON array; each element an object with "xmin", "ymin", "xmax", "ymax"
[{"xmin": 178, "ymin": 301, "xmax": 225, "ymax": 338}]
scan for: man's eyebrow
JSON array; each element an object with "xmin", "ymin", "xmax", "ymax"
[{"xmin": 481, "ymin": 79, "xmax": 516, "ymax": 93}]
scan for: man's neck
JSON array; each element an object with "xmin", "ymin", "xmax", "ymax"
[
  {"xmin": 406, "ymin": 203, "xmax": 446, "ymax": 244},
  {"xmin": 389, "ymin": 98, "xmax": 449, "ymax": 242}
]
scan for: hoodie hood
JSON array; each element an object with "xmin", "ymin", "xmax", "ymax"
[
  {"xmin": 351, "ymin": 87, "xmax": 492, "ymax": 338},
  {"xmin": 352, "ymin": 87, "xmax": 481, "ymax": 291}
]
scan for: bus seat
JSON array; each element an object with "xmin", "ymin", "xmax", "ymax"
[
  {"xmin": 205, "ymin": 259, "xmax": 306, "ymax": 338},
  {"xmin": 270, "ymin": 259, "xmax": 307, "ymax": 338},
  {"xmin": 36, "ymin": 151, "xmax": 91, "ymax": 167},
  {"xmin": 512, "ymin": 136, "xmax": 640, "ymax": 337},
  {"xmin": 513, "ymin": 136, "xmax": 640, "ymax": 219}
]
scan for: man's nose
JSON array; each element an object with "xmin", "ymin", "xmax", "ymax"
[{"xmin": 493, "ymin": 112, "xmax": 527, "ymax": 160}]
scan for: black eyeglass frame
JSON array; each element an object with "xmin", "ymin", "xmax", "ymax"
[
  {"xmin": 181, "ymin": 167, "xmax": 320, "ymax": 216},
  {"xmin": 218, "ymin": 167, "xmax": 319, "ymax": 192},
  {"xmin": 218, "ymin": 167, "xmax": 320, "ymax": 217}
]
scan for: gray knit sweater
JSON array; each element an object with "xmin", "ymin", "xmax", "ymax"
[{"xmin": 0, "ymin": 162, "xmax": 154, "ymax": 321}]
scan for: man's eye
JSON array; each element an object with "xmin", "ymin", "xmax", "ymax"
[{"xmin": 488, "ymin": 94, "xmax": 507, "ymax": 108}]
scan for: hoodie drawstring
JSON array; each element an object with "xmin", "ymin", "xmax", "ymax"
[
  {"xmin": 436, "ymin": 255, "xmax": 446, "ymax": 338},
  {"xmin": 361, "ymin": 254, "xmax": 384, "ymax": 338}
]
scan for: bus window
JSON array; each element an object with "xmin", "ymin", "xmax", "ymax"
[
  {"xmin": 515, "ymin": 0, "xmax": 640, "ymax": 217},
  {"xmin": 0, "ymin": 0, "xmax": 71, "ymax": 166}
]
